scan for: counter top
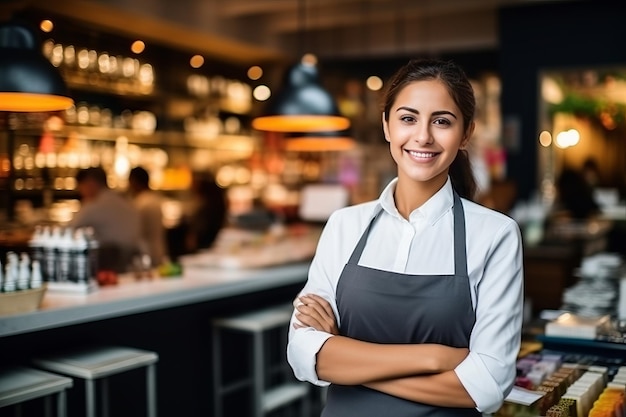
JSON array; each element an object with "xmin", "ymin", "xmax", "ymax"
[{"xmin": 0, "ymin": 261, "xmax": 310, "ymax": 338}]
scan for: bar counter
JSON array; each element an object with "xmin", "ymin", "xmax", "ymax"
[
  {"xmin": 0, "ymin": 262, "xmax": 310, "ymax": 338},
  {"xmin": 0, "ymin": 260, "xmax": 311, "ymax": 417}
]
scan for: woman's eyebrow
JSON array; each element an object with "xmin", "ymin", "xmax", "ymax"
[{"xmin": 395, "ymin": 106, "xmax": 458, "ymax": 119}]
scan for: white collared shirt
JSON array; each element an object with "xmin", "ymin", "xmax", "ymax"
[{"xmin": 287, "ymin": 177, "xmax": 524, "ymax": 414}]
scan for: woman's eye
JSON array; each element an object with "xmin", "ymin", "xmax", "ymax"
[
  {"xmin": 400, "ymin": 115, "xmax": 416, "ymax": 123},
  {"xmin": 433, "ymin": 118, "xmax": 451, "ymax": 126}
]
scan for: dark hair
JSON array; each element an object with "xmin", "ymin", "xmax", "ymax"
[
  {"xmin": 382, "ymin": 59, "xmax": 477, "ymax": 200},
  {"xmin": 75, "ymin": 167, "xmax": 108, "ymax": 187},
  {"xmin": 129, "ymin": 166, "xmax": 150, "ymax": 189}
]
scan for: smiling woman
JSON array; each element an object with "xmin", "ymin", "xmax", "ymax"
[
  {"xmin": 287, "ymin": 58, "xmax": 524, "ymax": 417},
  {"xmin": 382, "ymin": 59, "xmax": 478, "ymax": 209}
]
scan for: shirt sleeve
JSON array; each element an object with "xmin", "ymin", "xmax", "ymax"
[
  {"xmin": 455, "ymin": 219, "xmax": 524, "ymax": 413},
  {"xmin": 287, "ymin": 212, "xmax": 343, "ymax": 386}
]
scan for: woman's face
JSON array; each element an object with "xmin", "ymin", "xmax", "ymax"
[{"xmin": 382, "ymin": 79, "xmax": 472, "ymax": 189}]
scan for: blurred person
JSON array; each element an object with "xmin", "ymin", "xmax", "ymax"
[
  {"xmin": 70, "ymin": 167, "xmax": 141, "ymax": 272},
  {"xmin": 554, "ymin": 166, "xmax": 600, "ymax": 220},
  {"xmin": 128, "ymin": 166, "xmax": 168, "ymax": 267},
  {"xmin": 581, "ymin": 157, "xmax": 601, "ymax": 189},
  {"xmin": 168, "ymin": 171, "xmax": 228, "ymax": 259}
]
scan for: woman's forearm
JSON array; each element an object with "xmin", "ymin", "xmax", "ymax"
[
  {"xmin": 316, "ymin": 336, "xmax": 468, "ymax": 385},
  {"xmin": 365, "ymin": 370, "xmax": 476, "ymax": 408}
]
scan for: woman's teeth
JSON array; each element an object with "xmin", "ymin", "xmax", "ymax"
[{"xmin": 408, "ymin": 151, "xmax": 436, "ymax": 158}]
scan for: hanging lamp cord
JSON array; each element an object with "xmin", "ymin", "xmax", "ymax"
[{"xmin": 297, "ymin": 0, "xmax": 308, "ymax": 58}]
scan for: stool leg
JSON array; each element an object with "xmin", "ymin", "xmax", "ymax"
[
  {"xmin": 146, "ymin": 363, "xmax": 157, "ymax": 417},
  {"xmin": 85, "ymin": 379, "xmax": 96, "ymax": 417},
  {"xmin": 212, "ymin": 326, "xmax": 222, "ymax": 417},
  {"xmin": 57, "ymin": 390, "xmax": 68, "ymax": 417},
  {"xmin": 44, "ymin": 395, "xmax": 52, "ymax": 417},
  {"xmin": 252, "ymin": 331, "xmax": 263, "ymax": 417},
  {"xmin": 101, "ymin": 377, "xmax": 109, "ymax": 417},
  {"xmin": 301, "ymin": 389, "xmax": 311, "ymax": 417},
  {"xmin": 14, "ymin": 403, "xmax": 22, "ymax": 417}
]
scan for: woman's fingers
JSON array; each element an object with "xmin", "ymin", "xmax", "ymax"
[
  {"xmin": 304, "ymin": 294, "xmax": 334, "ymax": 318},
  {"xmin": 295, "ymin": 294, "xmax": 339, "ymax": 334}
]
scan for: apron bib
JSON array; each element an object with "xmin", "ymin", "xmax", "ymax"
[{"xmin": 321, "ymin": 192, "xmax": 481, "ymax": 417}]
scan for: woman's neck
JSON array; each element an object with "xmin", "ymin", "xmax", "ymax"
[{"xmin": 393, "ymin": 175, "xmax": 447, "ymax": 219}]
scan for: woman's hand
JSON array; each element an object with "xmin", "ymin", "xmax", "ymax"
[{"xmin": 293, "ymin": 293, "xmax": 339, "ymax": 335}]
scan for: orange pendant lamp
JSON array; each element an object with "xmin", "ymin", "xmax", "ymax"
[
  {"xmin": 284, "ymin": 129, "xmax": 356, "ymax": 152},
  {"xmin": 0, "ymin": 20, "xmax": 73, "ymax": 112}
]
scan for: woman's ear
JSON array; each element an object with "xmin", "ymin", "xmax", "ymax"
[
  {"xmin": 382, "ymin": 113, "xmax": 391, "ymax": 142},
  {"xmin": 461, "ymin": 121, "xmax": 476, "ymax": 149}
]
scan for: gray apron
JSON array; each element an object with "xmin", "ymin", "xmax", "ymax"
[{"xmin": 321, "ymin": 192, "xmax": 481, "ymax": 417}]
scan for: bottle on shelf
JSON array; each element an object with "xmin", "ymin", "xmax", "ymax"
[{"xmin": 30, "ymin": 260, "xmax": 43, "ymax": 289}]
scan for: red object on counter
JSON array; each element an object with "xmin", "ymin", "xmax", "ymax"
[{"xmin": 97, "ymin": 270, "xmax": 118, "ymax": 286}]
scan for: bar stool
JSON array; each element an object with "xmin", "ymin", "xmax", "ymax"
[
  {"xmin": 0, "ymin": 366, "xmax": 73, "ymax": 417},
  {"xmin": 212, "ymin": 303, "xmax": 310, "ymax": 417},
  {"xmin": 33, "ymin": 345, "xmax": 158, "ymax": 417}
]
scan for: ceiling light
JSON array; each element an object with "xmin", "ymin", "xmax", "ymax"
[
  {"xmin": 39, "ymin": 20, "xmax": 53, "ymax": 33},
  {"xmin": 131, "ymin": 40, "xmax": 145, "ymax": 54},
  {"xmin": 247, "ymin": 65, "xmax": 263, "ymax": 80},
  {"xmin": 190, "ymin": 54, "xmax": 204, "ymax": 69},
  {"xmin": 0, "ymin": 20, "xmax": 73, "ymax": 112},
  {"xmin": 253, "ymin": 85, "xmax": 271, "ymax": 101},
  {"xmin": 366, "ymin": 75, "xmax": 383, "ymax": 91},
  {"xmin": 252, "ymin": 60, "xmax": 350, "ymax": 133}
]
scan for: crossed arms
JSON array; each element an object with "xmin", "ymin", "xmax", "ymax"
[{"xmin": 293, "ymin": 293, "xmax": 476, "ymax": 408}]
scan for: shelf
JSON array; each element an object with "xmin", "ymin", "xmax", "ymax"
[
  {"xmin": 536, "ymin": 334, "xmax": 626, "ymax": 356},
  {"xmin": 8, "ymin": 125, "xmax": 258, "ymax": 150}
]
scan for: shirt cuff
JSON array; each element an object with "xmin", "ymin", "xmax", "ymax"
[
  {"xmin": 287, "ymin": 328, "xmax": 333, "ymax": 386},
  {"xmin": 455, "ymin": 352, "xmax": 504, "ymax": 413}
]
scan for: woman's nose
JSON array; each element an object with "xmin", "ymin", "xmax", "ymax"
[{"xmin": 413, "ymin": 123, "xmax": 433, "ymax": 145}]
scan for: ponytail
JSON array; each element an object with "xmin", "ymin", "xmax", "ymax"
[{"xmin": 449, "ymin": 149, "xmax": 477, "ymax": 201}]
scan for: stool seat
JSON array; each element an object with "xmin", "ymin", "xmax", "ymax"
[
  {"xmin": 213, "ymin": 303, "xmax": 293, "ymax": 333},
  {"xmin": 0, "ymin": 366, "xmax": 73, "ymax": 416},
  {"xmin": 33, "ymin": 346, "xmax": 158, "ymax": 379},
  {"xmin": 33, "ymin": 345, "xmax": 158, "ymax": 417},
  {"xmin": 263, "ymin": 383, "xmax": 309, "ymax": 413}
]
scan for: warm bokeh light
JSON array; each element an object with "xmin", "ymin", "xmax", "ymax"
[
  {"xmin": 131, "ymin": 40, "xmax": 145, "ymax": 54},
  {"xmin": 247, "ymin": 65, "xmax": 263, "ymax": 80},
  {"xmin": 40, "ymin": 20, "xmax": 54, "ymax": 33},
  {"xmin": 0, "ymin": 93, "xmax": 73, "ymax": 112},
  {"xmin": 541, "ymin": 76, "xmax": 563, "ymax": 104},
  {"xmin": 252, "ymin": 115, "xmax": 351, "ymax": 133},
  {"xmin": 253, "ymin": 85, "xmax": 271, "ymax": 101},
  {"xmin": 366, "ymin": 75, "xmax": 383, "ymax": 91},
  {"xmin": 190, "ymin": 54, "xmax": 204, "ymax": 69},
  {"xmin": 539, "ymin": 130, "xmax": 552, "ymax": 147},
  {"xmin": 555, "ymin": 128, "xmax": 580, "ymax": 149}
]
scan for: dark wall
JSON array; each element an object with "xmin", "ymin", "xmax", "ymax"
[
  {"xmin": 499, "ymin": 0, "xmax": 626, "ymax": 200},
  {"xmin": 322, "ymin": 49, "xmax": 499, "ymax": 82}
]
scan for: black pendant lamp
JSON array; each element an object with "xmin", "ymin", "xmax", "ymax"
[
  {"xmin": 252, "ymin": 56, "xmax": 351, "ymax": 133},
  {"xmin": 0, "ymin": 20, "xmax": 73, "ymax": 112},
  {"xmin": 252, "ymin": 0, "xmax": 350, "ymax": 133}
]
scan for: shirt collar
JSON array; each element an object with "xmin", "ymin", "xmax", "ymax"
[{"xmin": 378, "ymin": 177, "xmax": 455, "ymax": 226}]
